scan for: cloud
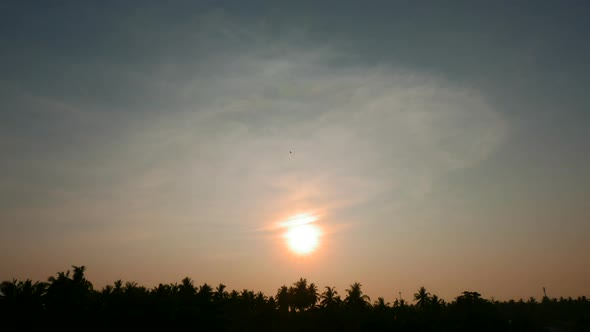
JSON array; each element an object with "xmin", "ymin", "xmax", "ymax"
[
  {"xmin": 0, "ymin": 11, "xmax": 508, "ymax": 237},
  {"xmin": 101, "ymin": 49, "xmax": 508, "ymax": 232}
]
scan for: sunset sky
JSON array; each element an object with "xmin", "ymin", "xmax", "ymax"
[{"xmin": 1, "ymin": 1, "xmax": 589, "ymax": 302}]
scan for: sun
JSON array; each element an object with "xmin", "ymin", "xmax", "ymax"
[
  {"xmin": 286, "ymin": 224, "xmax": 321, "ymax": 255},
  {"xmin": 280, "ymin": 213, "xmax": 322, "ymax": 255}
]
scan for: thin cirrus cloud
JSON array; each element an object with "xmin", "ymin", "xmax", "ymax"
[
  {"xmin": 0, "ymin": 9, "xmax": 508, "ymax": 282},
  {"xmin": 3, "ymin": 34, "xmax": 508, "ymax": 230},
  {"xmin": 37, "ymin": 49, "xmax": 507, "ymax": 235}
]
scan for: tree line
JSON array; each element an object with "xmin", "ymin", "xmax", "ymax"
[{"xmin": 1, "ymin": 265, "xmax": 588, "ymax": 331}]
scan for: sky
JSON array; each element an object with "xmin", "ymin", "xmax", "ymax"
[{"xmin": 1, "ymin": 1, "xmax": 589, "ymax": 302}]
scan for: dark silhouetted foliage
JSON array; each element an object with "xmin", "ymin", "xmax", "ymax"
[{"xmin": 1, "ymin": 266, "xmax": 589, "ymax": 331}]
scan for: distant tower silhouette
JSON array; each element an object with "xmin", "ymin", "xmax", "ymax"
[{"xmin": 542, "ymin": 286, "xmax": 549, "ymax": 302}]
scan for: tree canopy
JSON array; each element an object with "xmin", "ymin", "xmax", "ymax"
[{"xmin": 1, "ymin": 266, "xmax": 588, "ymax": 331}]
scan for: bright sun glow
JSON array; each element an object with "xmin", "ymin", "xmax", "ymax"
[
  {"xmin": 286, "ymin": 224, "xmax": 320, "ymax": 254},
  {"xmin": 281, "ymin": 213, "xmax": 321, "ymax": 255}
]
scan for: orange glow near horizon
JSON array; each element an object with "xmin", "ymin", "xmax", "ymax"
[{"xmin": 279, "ymin": 213, "xmax": 322, "ymax": 255}]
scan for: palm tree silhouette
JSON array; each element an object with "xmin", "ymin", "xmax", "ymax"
[
  {"xmin": 0, "ymin": 279, "xmax": 47, "ymax": 312},
  {"xmin": 344, "ymin": 282, "xmax": 370, "ymax": 309},
  {"xmin": 198, "ymin": 283, "xmax": 213, "ymax": 302},
  {"xmin": 456, "ymin": 291, "xmax": 484, "ymax": 305},
  {"xmin": 290, "ymin": 278, "xmax": 309, "ymax": 312},
  {"xmin": 430, "ymin": 294, "xmax": 444, "ymax": 307},
  {"xmin": 179, "ymin": 277, "xmax": 196, "ymax": 296},
  {"xmin": 374, "ymin": 297, "xmax": 390, "ymax": 310},
  {"xmin": 307, "ymin": 282, "xmax": 319, "ymax": 309},
  {"xmin": 214, "ymin": 283, "xmax": 228, "ymax": 302},
  {"xmin": 320, "ymin": 286, "xmax": 340, "ymax": 309},
  {"xmin": 45, "ymin": 265, "xmax": 94, "ymax": 324},
  {"xmin": 275, "ymin": 285, "xmax": 290, "ymax": 313},
  {"xmin": 414, "ymin": 286, "xmax": 431, "ymax": 308}
]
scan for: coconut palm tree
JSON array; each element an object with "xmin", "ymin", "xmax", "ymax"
[
  {"xmin": 430, "ymin": 294, "xmax": 444, "ymax": 307},
  {"xmin": 307, "ymin": 282, "xmax": 319, "ymax": 309},
  {"xmin": 214, "ymin": 283, "xmax": 228, "ymax": 303},
  {"xmin": 198, "ymin": 283, "xmax": 213, "ymax": 302},
  {"xmin": 344, "ymin": 282, "xmax": 370, "ymax": 309},
  {"xmin": 45, "ymin": 265, "xmax": 94, "ymax": 321},
  {"xmin": 290, "ymin": 278, "xmax": 309, "ymax": 312},
  {"xmin": 414, "ymin": 286, "xmax": 431, "ymax": 308},
  {"xmin": 0, "ymin": 279, "xmax": 47, "ymax": 314},
  {"xmin": 320, "ymin": 286, "xmax": 340, "ymax": 309},
  {"xmin": 276, "ymin": 285, "xmax": 291, "ymax": 313},
  {"xmin": 456, "ymin": 291, "xmax": 483, "ymax": 305},
  {"xmin": 240, "ymin": 289, "xmax": 256, "ymax": 309},
  {"xmin": 374, "ymin": 297, "xmax": 390, "ymax": 310},
  {"xmin": 179, "ymin": 277, "xmax": 196, "ymax": 296}
]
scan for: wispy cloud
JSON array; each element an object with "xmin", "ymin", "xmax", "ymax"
[{"xmin": 0, "ymin": 10, "xmax": 507, "ymax": 243}]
